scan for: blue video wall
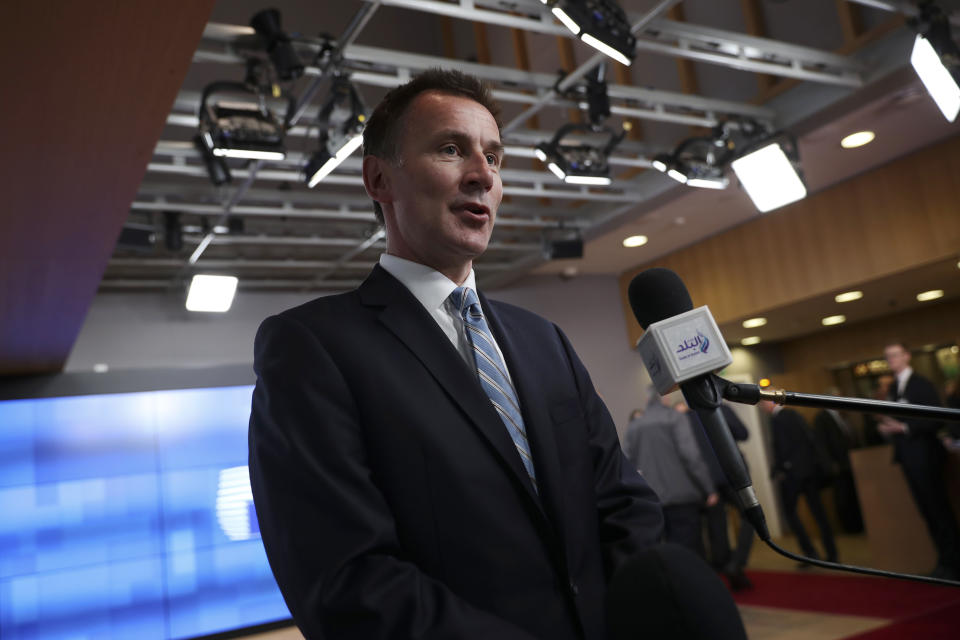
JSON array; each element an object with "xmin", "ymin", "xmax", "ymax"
[{"xmin": 0, "ymin": 385, "xmax": 291, "ymax": 639}]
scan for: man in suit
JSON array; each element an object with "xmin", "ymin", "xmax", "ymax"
[
  {"xmin": 760, "ymin": 400, "xmax": 838, "ymax": 564},
  {"xmin": 879, "ymin": 341, "xmax": 960, "ymax": 579},
  {"xmin": 248, "ymin": 69, "xmax": 664, "ymax": 640}
]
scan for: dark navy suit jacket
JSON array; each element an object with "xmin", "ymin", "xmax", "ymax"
[{"xmin": 248, "ymin": 265, "xmax": 663, "ymax": 639}]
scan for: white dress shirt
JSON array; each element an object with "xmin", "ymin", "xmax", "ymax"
[
  {"xmin": 378, "ymin": 254, "xmax": 514, "ymax": 383},
  {"xmin": 895, "ymin": 366, "xmax": 913, "ymax": 400}
]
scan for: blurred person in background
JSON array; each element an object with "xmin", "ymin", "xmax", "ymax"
[
  {"xmin": 676, "ymin": 400, "xmax": 755, "ymax": 590},
  {"xmin": 624, "ymin": 390, "xmax": 717, "ymax": 558},
  {"xmin": 760, "ymin": 400, "xmax": 838, "ymax": 565}
]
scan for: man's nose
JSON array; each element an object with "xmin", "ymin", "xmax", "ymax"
[{"xmin": 463, "ymin": 151, "xmax": 495, "ymax": 191}]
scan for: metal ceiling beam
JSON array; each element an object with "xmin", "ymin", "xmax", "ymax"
[
  {"xmin": 130, "ymin": 200, "xmax": 567, "ymax": 229},
  {"xmin": 108, "ymin": 257, "xmax": 516, "ymax": 271},
  {"xmin": 183, "ymin": 234, "xmax": 542, "ymax": 253},
  {"xmin": 349, "ymin": 0, "xmax": 863, "ymax": 85},
  {"xmin": 98, "ymin": 278, "xmax": 366, "ymax": 291},
  {"xmin": 144, "ymin": 160, "xmax": 655, "ymax": 203},
  {"xmin": 635, "ymin": 18, "xmax": 863, "ymax": 87},
  {"xmin": 191, "ymin": 43, "xmax": 775, "ymax": 125}
]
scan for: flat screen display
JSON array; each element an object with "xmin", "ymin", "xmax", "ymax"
[{"xmin": 0, "ymin": 385, "xmax": 291, "ymax": 639}]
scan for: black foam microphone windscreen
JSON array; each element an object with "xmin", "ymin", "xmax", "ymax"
[
  {"xmin": 627, "ymin": 267, "xmax": 693, "ymax": 330},
  {"xmin": 606, "ymin": 544, "xmax": 747, "ymax": 640}
]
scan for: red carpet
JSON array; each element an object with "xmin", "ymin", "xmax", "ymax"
[
  {"xmin": 732, "ymin": 570, "xmax": 960, "ymax": 638},
  {"xmin": 732, "ymin": 570, "xmax": 960, "ymax": 617}
]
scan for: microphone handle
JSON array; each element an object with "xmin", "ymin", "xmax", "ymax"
[
  {"xmin": 681, "ymin": 375, "xmax": 770, "ymax": 541},
  {"xmin": 722, "ymin": 381, "xmax": 960, "ymax": 422}
]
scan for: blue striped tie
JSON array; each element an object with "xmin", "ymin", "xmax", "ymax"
[{"xmin": 450, "ymin": 287, "xmax": 537, "ymax": 491}]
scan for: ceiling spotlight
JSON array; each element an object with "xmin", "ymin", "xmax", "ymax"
[
  {"xmin": 909, "ymin": 2, "xmax": 960, "ymax": 122},
  {"xmin": 186, "ymin": 275, "xmax": 239, "ymax": 313},
  {"xmin": 741, "ymin": 336, "xmax": 762, "ymax": 346},
  {"xmin": 306, "ymin": 75, "xmax": 367, "ymax": 188},
  {"xmin": 742, "ymin": 317, "xmax": 767, "ymax": 329},
  {"xmin": 536, "ymin": 122, "xmax": 624, "ymax": 186},
  {"xmin": 654, "ymin": 137, "xmax": 729, "ymax": 190},
  {"xmin": 917, "ymin": 289, "xmax": 945, "ymax": 301},
  {"xmin": 822, "ymin": 314, "xmax": 846, "ymax": 326},
  {"xmin": 840, "ymin": 131, "xmax": 875, "ymax": 149},
  {"xmin": 730, "ymin": 138, "xmax": 807, "ymax": 213},
  {"xmin": 758, "ymin": 378, "xmax": 771, "ymax": 387},
  {"xmin": 543, "ymin": 0, "xmax": 636, "ymax": 66},
  {"xmin": 198, "ymin": 81, "xmax": 286, "ymax": 161},
  {"xmin": 835, "ymin": 290, "xmax": 863, "ymax": 303},
  {"xmin": 622, "ymin": 234, "xmax": 648, "ymax": 248},
  {"xmin": 250, "ymin": 9, "xmax": 304, "ymax": 81}
]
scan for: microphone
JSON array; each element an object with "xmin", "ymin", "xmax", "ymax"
[
  {"xmin": 606, "ymin": 543, "xmax": 748, "ymax": 640},
  {"xmin": 628, "ymin": 268, "xmax": 770, "ymax": 540}
]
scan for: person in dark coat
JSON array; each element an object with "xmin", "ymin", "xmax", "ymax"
[
  {"xmin": 760, "ymin": 400, "xmax": 838, "ymax": 563},
  {"xmin": 879, "ymin": 342, "xmax": 960, "ymax": 580},
  {"xmin": 812, "ymin": 401, "xmax": 863, "ymax": 533}
]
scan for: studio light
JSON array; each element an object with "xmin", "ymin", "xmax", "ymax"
[
  {"xmin": 198, "ymin": 81, "xmax": 286, "ymax": 161},
  {"xmin": 541, "ymin": 0, "xmax": 636, "ymax": 66},
  {"xmin": 652, "ymin": 138, "xmax": 728, "ymax": 189},
  {"xmin": 250, "ymin": 9, "xmax": 304, "ymax": 81},
  {"xmin": 186, "ymin": 275, "xmax": 239, "ymax": 313},
  {"xmin": 730, "ymin": 139, "xmax": 806, "ymax": 213},
  {"xmin": 536, "ymin": 121, "xmax": 625, "ymax": 186},
  {"xmin": 909, "ymin": 1, "xmax": 960, "ymax": 122},
  {"xmin": 306, "ymin": 75, "xmax": 367, "ymax": 188}
]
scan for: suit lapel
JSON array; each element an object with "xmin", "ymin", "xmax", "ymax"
[
  {"xmin": 358, "ymin": 266, "xmax": 540, "ymax": 504},
  {"xmin": 480, "ymin": 293, "xmax": 567, "ymax": 532}
]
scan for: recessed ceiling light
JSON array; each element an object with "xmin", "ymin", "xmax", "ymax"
[
  {"xmin": 840, "ymin": 131, "xmax": 875, "ymax": 149},
  {"xmin": 822, "ymin": 314, "xmax": 846, "ymax": 326},
  {"xmin": 742, "ymin": 317, "xmax": 767, "ymax": 329},
  {"xmin": 741, "ymin": 336, "xmax": 762, "ymax": 346},
  {"xmin": 93, "ymin": 363, "xmax": 109, "ymax": 373},
  {"xmin": 622, "ymin": 235, "xmax": 648, "ymax": 248},
  {"xmin": 917, "ymin": 289, "xmax": 944, "ymax": 302},
  {"xmin": 835, "ymin": 290, "xmax": 863, "ymax": 303}
]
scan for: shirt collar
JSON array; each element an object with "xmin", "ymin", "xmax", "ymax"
[{"xmin": 379, "ymin": 253, "xmax": 477, "ymax": 311}]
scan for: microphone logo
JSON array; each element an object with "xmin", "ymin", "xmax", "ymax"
[{"xmin": 674, "ymin": 330, "xmax": 710, "ymax": 360}]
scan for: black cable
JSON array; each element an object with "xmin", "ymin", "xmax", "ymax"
[{"xmin": 762, "ymin": 538, "xmax": 960, "ymax": 588}]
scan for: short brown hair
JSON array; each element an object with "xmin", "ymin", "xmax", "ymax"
[{"xmin": 362, "ymin": 68, "xmax": 502, "ymax": 224}]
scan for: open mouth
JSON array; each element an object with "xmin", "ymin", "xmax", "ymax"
[{"xmin": 453, "ymin": 202, "xmax": 490, "ymax": 218}]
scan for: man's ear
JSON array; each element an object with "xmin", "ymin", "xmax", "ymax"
[{"xmin": 362, "ymin": 155, "xmax": 391, "ymax": 205}]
